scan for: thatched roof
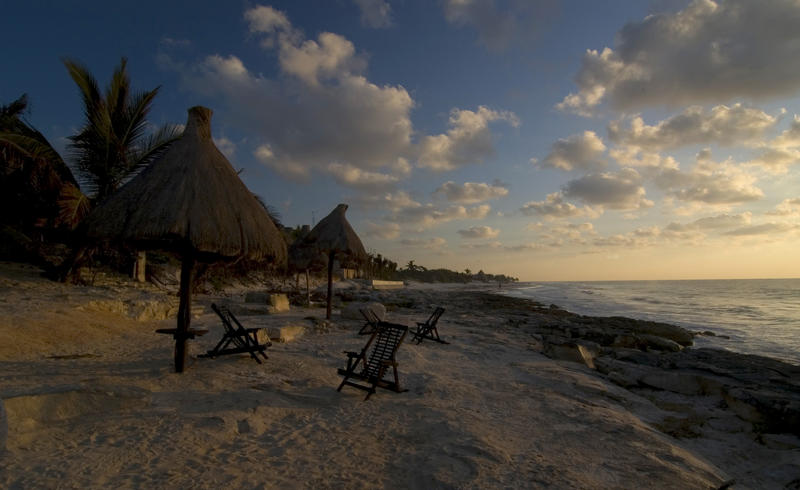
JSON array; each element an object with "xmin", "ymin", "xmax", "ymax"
[
  {"xmin": 302, "ymin": 203, "xmax": 366, "ymax": 262},
  {"xmin": 85, "ymin": 106, "xmax": 287, "ymax": 264}
]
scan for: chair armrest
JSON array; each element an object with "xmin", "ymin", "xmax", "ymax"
[{"xmin": 344, "ymin": 351, "xmax": 360, "ymax": 358}]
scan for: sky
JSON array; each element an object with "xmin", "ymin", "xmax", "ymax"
[{"xmin": 3, "ymin": 0, "xmax": 800, "ymax": 281}]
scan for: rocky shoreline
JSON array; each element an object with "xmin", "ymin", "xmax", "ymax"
[{"xmin": 405, "ymin": 288, "xmax": 800, "ymax": 487}]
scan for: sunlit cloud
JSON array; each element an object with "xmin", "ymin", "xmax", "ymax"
[
  {"xmin": 558, "ymin": 0, "xmax": 800, "ymax": 114},
  {"xmin": 539, "ymin": 131, "xmax": 606, "ymax": 171},
  {"xmin": 435, "ymin": 180, "xmax": 509, "ymax": 203},
  {"xmin": 400, "ymin": 237, "xmax": 447, "ymax": 249},
  {"xmin": 767, "ymin": 198, "xmax": 800, "ymax": 217},
  {"xmin": 520, "ymin": 192, "xmax": 602, "ymax": 220},
  {"xmin": 562, "ymin": 168, "xmax": 653, "ymax": 211},
  {"xmin": 391, "ymin": 203, "xmax": 491, "ymax": 230},
  {"xmin": 364, "ymin": 221, "xmax": 401, "ymax": 239},
  {"xmin": 608, "ymin": 104, "xmax": 779, "ymax": 151},
  {"xmin": 654, "ymin": 152, "xmax": 764, "ymax": 205},
  {"xmin": 326, "ymin": 163, "xmax": 398, "ymax": 189},
  {"xmin": 457, "ymin": 226, "xmax": 500, "ymax": 239},
  {"xmin": 418, "ymin": 106, "xmax": 519, "ymax": 171},
  {"xmin": 723, "ymin": 222, "xmax": 799, "ymax": 237}
]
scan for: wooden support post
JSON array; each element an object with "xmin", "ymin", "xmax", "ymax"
[
  {"xmin": 133, "ymin": 251, "xmax": 147, "ymax": 282},
  {"xmin": 174, "ymin": 251, "xmax": 195, "ymax": 373},
  {"xmin": 326, "ymin": 250, "xmax": 334, "ymax": 320},
  {"xmin": 305, "ymin": 269, "xmax": 311, "ymax": 307}
]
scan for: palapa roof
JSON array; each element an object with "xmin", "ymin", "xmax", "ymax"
[
  {"xmin": 85, "ymin": 106, "xmax": 287, "ymax": 264},
  {"xmin": 302, "ymin": 203, "xmax": 366, "ymax": 262}
]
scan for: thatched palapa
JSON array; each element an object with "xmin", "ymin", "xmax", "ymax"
[
  {"xmin": 85, "ymin": 107, "xmax": 286, "ymax": 263},
  {"xmin": 300, "ymin": 203, "xmax": 366, "ymax": 319},
  {"xmin": 85, "ymin": 106, "xmax": 287, "ymax": 372}
]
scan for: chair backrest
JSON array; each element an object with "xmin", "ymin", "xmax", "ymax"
[
  {"xmin": 362, "ymin": 323, "xmax": 407, "ymax": 379},
  {"xmin": 360, "ymin": 308, "xmax": 380, "ymax": 324},
  {"xmin": 212, "ymin": 303, "xmax": 237, "ymax": 332},
  {"xmin": 426, "ymin": 307, "xmax": 445, "ymax": 326}
]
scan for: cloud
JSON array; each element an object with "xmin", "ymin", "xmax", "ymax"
[
  {"xmin": 520, "ymin": 192, "xmax": 602, "ymax": 220},
  {"xmin": 461, "ymin": 241, "xmax": 504, "ymax": 250},
  {"xmin": 213, "ymin": 136, "xmax": 237, "ymax": 159},
  {"xmin": 458, "ymin": 226, "xmax": 500, "ymax": 239},
  {"xmin": 744, "ymin": 148, "xmax": 800, "ymax": 173},
  {"xmin": 557, "ymin": 0, "xmax": 800, "ymax": 113},
  {"xmin": 351, "ymin": 190, "xmax": 421, "ymax": 213},
  {"xmin": 418, "ymin": 106, "xmax": 519, "ymax": 171},
  {"xmin": 665, "ymin": 212, "xmax": 752, "ymax": 232},
  {"xmin": 326, "ymin": 163, "xmax": 398, "ymax": 189},
  {"xmin": 435, "ymin": 181, "xmax": 508, "ymax": 203},
  {"xmin": 654, "ymin": 152, "xmax": 764, "ymax": 205},
  {"xmin": 392, "ymin": 203, "xmax": 491, "ymax": 230},
  {"xmin": 723, "ymin": 223, "xmax": 799, "ymax": 236},
  {"xmin": 442, "ymin": 0, "xmax": 556, "ymax": 51},
  {"xmin": 608, "ymin": 146, "xmax": 679, "ymax": 170},
  {"xmin": 562, "ymin": 168, "xmax": 654, "ymax": 210},
  {"xmin": 353, "ymin": 0, "xmax": 392, "ymax": 28},
  {"xmin": 539, "ymin": 131, "xmax": 606, "ymax": 171},
  {"xmin": 400, "ymin": 237, "xmax": 447, "ymax": 249},
  {"xmin": 608, "ymin": 104, "xmax": 779, "ymax": 151},
  {"xmin": 164, "ymin": 5, "xmax": 414, "ymax": 185},
  {"xmin": 767, "ymin": 198, "xmax": 800, "ymax": 217},
  {"xmin": 365, "ymin": 221, "xmax": 401, "ymax": 239}
]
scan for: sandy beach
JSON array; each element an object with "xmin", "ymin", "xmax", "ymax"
[{"xmin": 1, "ymin": 262, "xmax": 798, "ymax": 489}]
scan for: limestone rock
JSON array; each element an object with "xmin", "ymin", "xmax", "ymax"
[
  {"xmin": 542, "ymin": 337, "xmax": 599, "ymax": 369},
  {"xmin": 267, "ymin": 293, "xmax": 290, "ymax": 313},
  {"xmin": 267, "ymin": 325, "xmax": 305, "ymax": 343},
  {"xmin": 340, "ymin": 302, "xmax": 386, "ymax": 321}
]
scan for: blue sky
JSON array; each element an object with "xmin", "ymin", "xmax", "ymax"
[{"xmin": 4, "ymin": 0, "xmax": 800, "ymax": 280}]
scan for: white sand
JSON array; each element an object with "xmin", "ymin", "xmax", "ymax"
[{"xmin": 0, "ymin": 262, "xmax": 762, "ymax": 488}]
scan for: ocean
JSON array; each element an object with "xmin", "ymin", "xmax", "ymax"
[{"xmin": 501, "ymin": 279, "xmax": 800, "ymax": 366}]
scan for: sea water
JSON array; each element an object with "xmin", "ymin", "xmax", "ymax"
[{"xmin": 501, "ymin": 279, "xmax": 800, "ymax": 365}]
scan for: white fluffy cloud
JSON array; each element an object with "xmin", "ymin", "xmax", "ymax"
[
  {"xmin": 767, "ymin": 198, "xmax": 800, "ymax": 217},
  {"xmin": 365, "ymin": 221, "xmax": 401, "ymax": 239},
  {"xmin": 392, "ymin": 203, "xmax": 491, "ymax": 230},
  {"xmin": 558, "ymin": 0, "xmax": 800, "ymax": 114},
  {"xmin": 400, "ymin": 237, "xmax": 447, "ymax": 249},
  {"xmin": 654, "ymin": 153, "xmax": 764, "ymax": 205},
  {"xmin": 435, "ymin": 181, "xmax": 509, "ymax": 203},
  {"xmin": 520, "ymin": 192, "xmax": 602, "ymax": 220},
  {"xmin": 164, "ymin": 5, "xmax": 414, "ymax": 184},
  {"xmin": 540, "ymin": 131, "xmax": 606, "ymax": 171},
  {"xmin": 418, "ymin": 106, "xmax": 519, "ymax": 171},
  {"xmin": 665, "ymin": 212, "xmax": 752, "ymax": 233},
  {"xmin": 562, "ymin": 168, "xmax": 653, "ymax": 211},
  {"xmin": 458, "ymin": 226, "xmax": 500, "ymax": 239},
  {"xmin": 326, "ymin": 163, "xmax": 398, "ymax": 189},
  {"xmin": 608, "ymin": 104, "xmax": 779, "ymax": 151}
]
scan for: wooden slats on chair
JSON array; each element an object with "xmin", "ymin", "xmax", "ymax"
[
  {"xmin": 358, "ymin": 308, "xmax": 381, "ymax": 335},
  {"xmin": 337, "ymin": 322, "xmax": 408, "ymax": 400},
  {"xmin": 411, "ymin": 307, "xmax": 448, "ymax": 344},
  {"xmin": 199, "ymin": 303, "xmax": 270, "ymax": 364}
]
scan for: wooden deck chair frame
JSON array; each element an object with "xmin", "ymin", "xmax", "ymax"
[
  {"xmin": 358, "ymin": 308, "xmax": 381, "ymax": 335},
  {"xmin": 337, "ymin": 322, "xmax": 408, "ymax": 400},
  {"xmin": 411, "ymin": 307, "xmax": 448, "ymax": 344},
  {"xmin": 199, "ymin": 303, "xmax": 270, "ymax": 363}
]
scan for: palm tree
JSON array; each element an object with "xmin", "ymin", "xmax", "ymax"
[
  {"xmin": 1, "ymin": 94, "xmax": 89, "ymax": 230},
  {"xmin": 64, "ymin": 57, "xmax": 180, "ymax": 203}
]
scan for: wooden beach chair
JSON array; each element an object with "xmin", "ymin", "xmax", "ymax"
[
  {"xmin": 411, "ymin": 307, "xmax": 448, "ymax": 344},
  {"xmin": 358, "ymin": 308, "xmax": 381, "ymax": 335},
  {"xmin": 199, "ymin": 303, "xmax": 270, "ymax": 364},
  {"xmin": 337, "ymin": 322, "xmax": 408, "ymax": 400}
]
